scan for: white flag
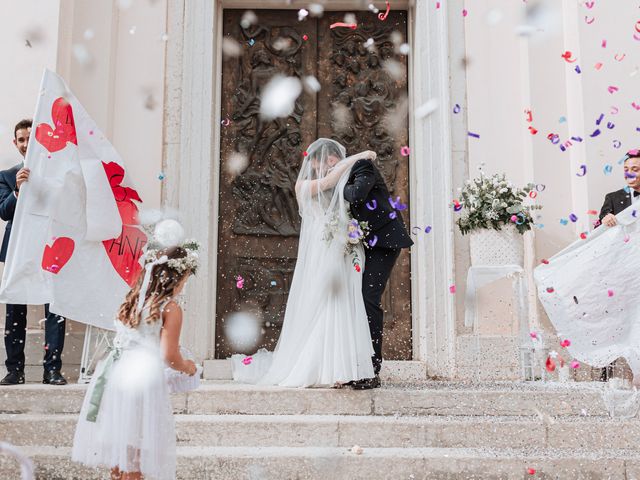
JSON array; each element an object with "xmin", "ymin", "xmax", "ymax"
[{"xmin": 0, "ymin": 69, "xmax": 147, "ymax": 330}]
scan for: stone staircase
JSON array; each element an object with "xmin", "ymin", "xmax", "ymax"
[{"xmin": 0, "ymin": 381, "xmax": 638, "ymax": 479}]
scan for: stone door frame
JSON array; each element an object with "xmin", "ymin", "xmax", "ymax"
[{"xmin": 162, "ymin": 0, "xmax": 460, "ymax": 379}]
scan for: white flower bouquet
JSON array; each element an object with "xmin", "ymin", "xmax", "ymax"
[{"xmin": 456, "ymin": 171, "xmax": 541, "ymax": 235}]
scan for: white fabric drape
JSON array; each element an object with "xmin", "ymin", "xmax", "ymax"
[{"xmin": 534, "ymin": 203, "xmax": 640, "ymax": 374}]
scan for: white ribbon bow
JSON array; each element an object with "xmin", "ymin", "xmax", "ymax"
[{"xmin": 137, "ymin": 255, "xmax": 169, "ymax": 312}]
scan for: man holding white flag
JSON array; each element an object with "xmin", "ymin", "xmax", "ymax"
[
  {"xmin": 0, "ymin": 119, "xmax": 67, "ymax": 386},
  {"xmin": 0, "ymin": 70, "xmax": 148, "ymax": 368}
]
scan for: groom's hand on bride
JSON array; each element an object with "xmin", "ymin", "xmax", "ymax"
[{"xmin": 361, "ymin": 150, "xmax": 376, "ymax": 161}]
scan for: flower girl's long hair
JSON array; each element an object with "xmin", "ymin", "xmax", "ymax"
[{"xmin": 118, "ymin": 246, "xmax": 193, "ymax": 328}]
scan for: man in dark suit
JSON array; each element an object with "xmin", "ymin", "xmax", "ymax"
[
  {"xmin": 344, "ymin": 153, "xmax": 413, "ymax": 389},
  {"xmin": 599, "ymin": 150, "xmax": 640, "ymax": 227},
  {"xmin": 596, "ymin": 150, "xmax": 640, "ymax": 381},
  {"xmin": 0, "ymin": 119, "xmax": 67, "ymax": 386}
]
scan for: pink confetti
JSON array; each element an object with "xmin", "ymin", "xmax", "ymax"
[
  {"xmin": 400, "ymin": 146, "xmax": 411, "ymax": 156},
  {"xmin": 545, "ymin": 356, "xmax": 556, "ymax": 372},
  {"xmin": 546, "ymin": 287, "xmax": 555, "ymax": 293},
  {"xmin": 614, "ymin": 53, "xmax": 626, "ymax": 62},
  {"xmin": 378, "ymin": 1, "xmax": 390, "ymax": 20},
  {"xmin": 330, "ymin": 22, "xmax": 357, "ymax": 29},
  {"xmin": 585, "ymin": 16, "xmax": 595, "ymax": 24},
  {"xmin": 585, "ymin": 1, "xmax": 595, "ymax": 8},
  {"xmin": 570, "ymin": 360, "xmax": 580, "ymax": 369},
  {"xmin": 449, "ymin": 285, "xmax": 456, "ymax": 294},
  {"xmin": 528, "ymin": 468, "xmax": 537, "ymax": 475},
  {"xmin": 601, "ymin": 39, "xmax": 607, "ymax": 48},
  {"xmin": 595, "ymin": 62, "xmax": 603, "ymax": 70},
  {"xmin": 632, "ymin": 102, "xmax": 640, "ymax": 110},
  {"xmin": 236, "ymin": 275, "xmax": 244, "ymax": 289},
  {"xmin": 242, "ymin": 356, "xmax": 253, "ymax": 365},
  {"xmin": 608, "ymin": 289, "xmax": 614, "ymax": 297},
  {"xmin": 436, "ymin": 2, "xmax": 440, "ymax": 9},
  {"xmin": 530, "ymin": 332, "xmax": 538, "ymax": 340},
  {"xmin": 462, "ymin": 9, "xmax": 468, "ymax": 17},
  {"xmin": 561, "ymin": 51, "xmax": 577, "ymax": 63},
  {"xmin": 560, "ymin": 339, "xmax": 571, "ymax": 348},
  {"xmin": 608, "ymin": 85, "xmax": 619, "ymax": 94}
]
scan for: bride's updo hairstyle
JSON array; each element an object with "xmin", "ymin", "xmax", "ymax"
[{"xmin": 118, "ymin": 246, "xmax": 195, "ymax": 328}]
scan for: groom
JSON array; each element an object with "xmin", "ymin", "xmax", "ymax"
[{"xmin": 344, "ymin": 153, "xmax": 413, "ymax": 389}]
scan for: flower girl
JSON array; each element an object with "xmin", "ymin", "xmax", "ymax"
[{"xmin": 72, "ymin": 241, "xmax": 199, "ymax": 480}]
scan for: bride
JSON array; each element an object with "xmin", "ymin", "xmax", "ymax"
[{"xmin": 231, "ymin": 138, "xmax": 376, "ymax": 387}]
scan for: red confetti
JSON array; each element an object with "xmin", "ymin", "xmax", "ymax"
[
  {"xmin": 302, "ymin": 34, "xmax": 309, "ymax": 41},
  {"xmin": 560, "ymin": 339, "xmax": 571, "ymax": 348},
  {"xmin": 541, "ymin": 259, "xmax": 549, "ymax": 264},
  {"xmin": 545, "ymin": 356, "xmax": 556, "ymax": 372},
  {"xmin": 355, "ymin": 264, "xmax": 361, "ymax": 273},
  {"xmin": 528, "ymin": 468, "xmax": 536, "ymax": 475},
  {"xmin": 303, "ymin": 151, "xmax": 308, "ymax": 156},
  {"xmin": 449, "ymin": 285, "xmax": 457, "ymax": 294},
  {"xmin": 546, "ymin": 287, "xmax": 555, "ymax": 293},
  {"xmin": 561, "ymin": 51, "xmax": 577, "ymax": 63},
  {"xmin": 580, "ymin": 232, "xmax": 588, "ymax": 240}
]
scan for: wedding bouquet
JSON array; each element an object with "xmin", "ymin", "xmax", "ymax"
[
  {"xmin": 456, "ymin": 171, "xmax": 541, "ymax": 235},
  {"xmin": 323, "ymin": 214, "xmax": 369, "ymax": 272}
]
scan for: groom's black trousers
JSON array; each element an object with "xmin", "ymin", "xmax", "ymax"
[{"xmin": 363, "ymin": 247, "xmax": 401, "ymax": 375}]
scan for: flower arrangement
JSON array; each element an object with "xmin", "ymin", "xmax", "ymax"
[
  {"xmin": 455, "ymin": 171, "xmax": 541, "ymax": 235},
  {"xmin": 323, "ymin": 215, "xmax": 370, "ymax": 272}
]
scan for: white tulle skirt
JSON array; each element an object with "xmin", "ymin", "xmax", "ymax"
[
  {"xmin": 72, "ymin": 344, "xmax": 176, "ymax": 479},
  {"xmin": 232, "ymin": 211, "xmax": 375, "ymax": 388}
]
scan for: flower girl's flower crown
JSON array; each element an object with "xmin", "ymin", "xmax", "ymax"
[{"xmin": 143, "ymin": 239, "xmax": 200, "ymax": 275}]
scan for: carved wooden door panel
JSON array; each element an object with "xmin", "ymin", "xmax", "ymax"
[{"xmin": 216, "ymin": 9, "xmax": 411, "ymax": 361}]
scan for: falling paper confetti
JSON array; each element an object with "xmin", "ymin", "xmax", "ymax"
[{"xmin": 259, "ymin": 76, "xmax": 302, "ymax": 120}]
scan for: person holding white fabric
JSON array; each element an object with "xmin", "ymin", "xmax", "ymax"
[
  {"xmin": 599, "ymin": 151, "xmax": 640, "ymax": 227},
  {"xmin": 72, "ymin": 244, "xmax": 198, "ymax": 480},
  {"xmin": 231, "ymin": 138, "xmax": 376, "ymax": 388}
]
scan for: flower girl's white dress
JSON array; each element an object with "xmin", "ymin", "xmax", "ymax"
[{"xmin": 72, "ymin": 305, "xmax": 175, "ymax": 479}]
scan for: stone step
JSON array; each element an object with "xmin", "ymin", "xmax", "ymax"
[
  {"xmin": 1, "ymin": 413, "xmax": 638, "ymax": 451},
  {"xmin": 0, "ymin": 446, "xmax": 639, "ymax": 479},
  {"xmin": 0, "ymin": 381, "xmax": 612, "ymax": 417}
]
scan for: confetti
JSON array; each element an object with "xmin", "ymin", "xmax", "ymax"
[
  {"xmin": 570, "ymin": 360, "xmax": 580, "ymax": 369},
  {"xmin": 368, "ymin": 235, "xmax": 378, "ymax": 247},
  {"xmin": 560, "ymin": 339, "xmax": 571, "ymax": 348},
  {"xmin": 590, "ymin": 129, "xmax": 601, "ymax": 138},
  {"xmin": 546, "ymin": 287, "xmax": 555, "ymax": 293},
  {"xmin": 298, "ymin": 8, "xmax": 309, "ymax": 21},
  {"xmin": 580, "ymin": 232, "xmax": 588, "ymax": 240},
  {"xmin": 535, "ymin": 184, "xmax": 546, "ymax": 192},
  {"xmin": 425, "ymin": 226, "xmax": 432, "ymax": 233},
  {"xmin": 411, "ymin": 227, "xmax": 422, "ymax": 235},
  {"xmin": 560, "ymin": 219, "xmax": 568, "ymax": 225},
  {"xmin": 221, "ymin": 118, "xmax": 231, "ymax": 126},
  {"xmin": 462, "ymin": 9, "xmax": 468, "ymax": 17},
  {"xmin": 389, "ymin": 196, "xmax": 407, "ymax": 211},
  {"xmin": 453, "ymin": 200, "xmax": 463, "ymax": 212},
  {"xmin": 236, "ymin": 275, "xmax": 244, "ymax": 289},
  {"xmin": 158, "ymin": 172, "xmax": 165, "ymax": 180},
  {"xmin": 613, "ymin": 140, "xmax": 621, "ymax": 149},
  {"xmin": 608, "ymin": 85, "xmax": 619, "ymax": 94},
  {"xmin": 415, "ymin": 99, "xmax": 439, "ymax": 119},
  {"xmin": 575, "ymin": 65, "xmax": 581, "ymax": 73},
  {"xmin": 354, "ymin": 264, "xmax": 361, "ymax": 273},
  {"xmin": 528, "ymin": 126, "xmax": 538, "ymax": 135},
  {"xmin": 587, "ymin": 210, "xmax": 598, "ymax": 215},
  {"xmin": 569, "ymin": 213, "xmax": 578, "ymax": 222},
  {"xmin": 400, "ymin": 146, "xmax": 410, "ymax": 156},
  {"xmin": 453, "ymin": 104, "xmax": 461, "ymax": 114},
  {"xmin": 608, "ymin": 289, "xmax": 614, "ymax": 297},
  {"xmin": 584, "ymin": 16, "xmax": 595, "ymax": 24},
  {"xmin": 604, "ymin": 164, "xmax": 613, "ymax": 174},
  {"xmin": 366, "ymin": 200, "xmax": 377, "ymax": 211},
  {"xmin": 330, "ymin": 22, "xmax": 357, "ymax": 29},
  {"xmin": 259, "ymin": 76, "xmax": 302, "ymax": 120},
  {"xmin": 449, "ymin": 285, "xmax": 456, "ymax": 294},
  {"xmin": 559, "ymin": 116, "xmax": 567, "ymax": 123},
  {"xmin": 530, "ymin": 332, "xmax": 539, "ymax": 340},
  {"xmin": 596, "ymin": 113, "xmax": 605, "ymax": 125},
  {"xmin": 614, "ymin": 53, "xmax": 626, "ymax": 62},
  {"xmin": 378, "ymin": 1, "xmax": 391, "ymax": 20},
  {"xmin": 527, "ymin": 468, "xmax": 536, "ymax": 475},
  {"xmin": 248, "ymin": 38, "xmax": 255, "ymax": 47},
  {"xmin": 595, "ymin": 62, "xmax": 603, "ymax": 70},
  {"xmin": 529, "ymin": 191, "xmax": 538, "ymax": 199},
  {"xmin": 576, "ymin": 165, "xmax": 587, "ymax": 177},
  {"xmin": 468, "ymin": 131, "xmax": 480, "ymax": 139},
  {"xmin": 561, "ymin": 51, "xmax": 577, "ymax": 63},
  {"xmin": 242, "ymin": 356, "xmax": 253, "ymax": 365},
  {"xmin": 607, "ymin": 122, "xmax": 615, "ymax": 129},
  {"xmin": 632, "ymin": 102, "xmax": 640, "ymax": 110},
  {"xmin": 545, "ymin": 356, "xmax": 556, "ymax": 372}
]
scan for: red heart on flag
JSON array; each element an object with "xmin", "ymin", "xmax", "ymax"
[
  {"xmin": 35, "ymin": 98, "xmax": 78, "ymax": 153},
  {"xmin": 41, "ymin": 237, "xmax": 75, "ymax": 274},
  {"xmin": 103, "ymin": 225, "xmax": 147, "ymax": 287},
  {"xmin": 102, "ymin": 161, "xmax": 142, "ymax": 225}
]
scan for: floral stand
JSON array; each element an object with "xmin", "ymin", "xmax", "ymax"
[{"xmin": 464, "ymin": 226, "xmax": 533, "ymax": 380}]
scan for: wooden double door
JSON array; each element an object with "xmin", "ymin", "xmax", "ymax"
[{"xmin": 215, "ymin": 9, "xmax": 412, "ymax": 361}]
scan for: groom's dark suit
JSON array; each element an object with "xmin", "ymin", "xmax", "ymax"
[{"xmin": 344, "ymin": 159, "xmax": 413, "ymax": 376}]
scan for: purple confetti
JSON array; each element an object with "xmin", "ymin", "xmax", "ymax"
[
  {"xmin": 368, "ymin": 235, "xmax": 378, "ymax": 247},
  {"xmin": 590, "ymin": 129, "xmax": 601, "ymax": 137},
  {"xmin": 366, "ymin": 200, "xmax": 377, "ymax": 211},
  {"xmin": 570, "ymin": 136, "xmax": 583, "ymax": 142},
  {"xmin": 453, "ymin": 104, "xmax": 461, "ymax": 114},
  {"xmin": 576, "ymin": 164, "xmax": 587, "ymax": 177},
  {"xmin": 575, "ymin": 65, "xmax": 581, "ymax": 73},
  {"xmin": 389, "ymin": 211, "xmax": 397, "ymax": 219},
  {"xmin": 468, "ymin": 131, "xmax": 480, "ymax": 139},
  {"xmin": 607, "ymin": 122, "xmax": 615, "ymax": 129},
  {"xmin": 596, "ymin": 113, "xmax": 604, "ymax": 125},
  {"xmin": 425, "ymin": 226, "xmax": 432, "ymax": 233},
  {"xmin": 569, "ymin": 213, "xmax": 578, "ymax": 222},
  {"xmin": 388, "ymin": 196, "xmax": 407, "ymax": 211}
]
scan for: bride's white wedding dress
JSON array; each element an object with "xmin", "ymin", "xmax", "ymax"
[{"xmin": 231, "ymin": 139, "xmax": 374, "ymax": 387}]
